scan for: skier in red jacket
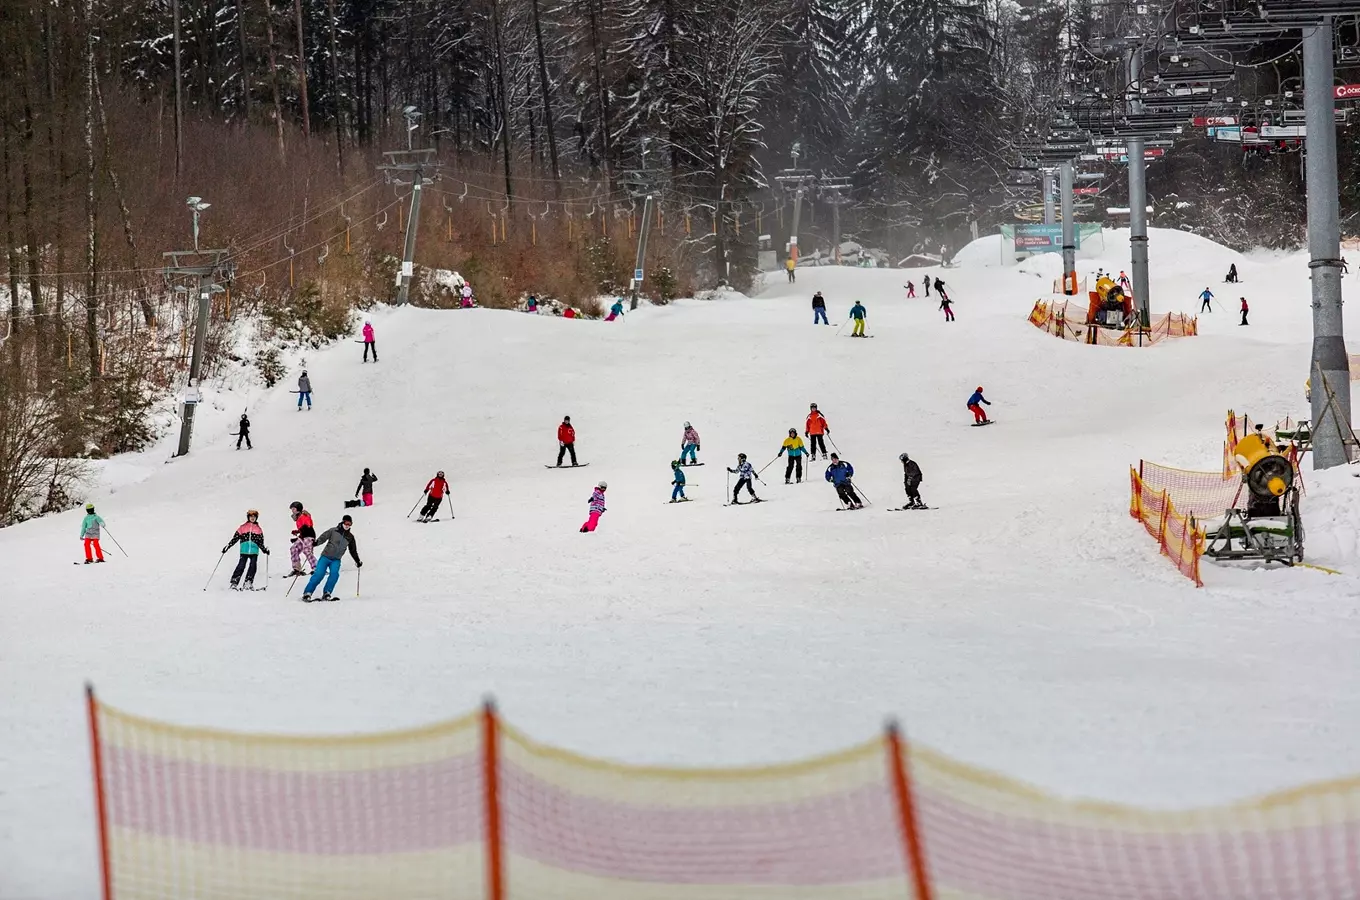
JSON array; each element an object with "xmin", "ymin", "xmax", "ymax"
[
  {"xmin": 418, "ymin": 471, "xmax": 451, "ymax": 522},
  {"xmin": 556, "ymin": 416, "xmax": 579, "ymax": 466}
]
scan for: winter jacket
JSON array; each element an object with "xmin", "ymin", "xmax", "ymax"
[
  {"xmin": 825, "ymin": 460, "xmax": 854, "ymax": 485},
  {"xmin": 315, "ymin": 525, "xmax": 361, "ymax": 564},
  {"xmin": 238, "ymin": 415, "xmax": 251, "ymax": 434},
  {"xmin": 80, "ymin": 513, "xmax": 105, "ymax": 539},
  {"xmin": 672, "ymin": 467, "xmax": 686, "ymax": 486},
  {"xmin": 362, "ymin": 322, "xmax": 375, "ymax": 342},
  {"xmin": 811, "ymin": 294, "xmax": 826, "ymax": 309},
  {"xmin": 785, "ymin": 258, "xmax": 795, "ymax": 271},
  {"xmin": 682, "ymin": 426, "xmax": 700, "ymax": 447},
  {"xmin": 356, "ymin": 471, "xmax": 378, "ymax": 495},
  {"xmin": 780, "ymin": 436, "xmax": 806, "ymax": 457},
  {"xmin": 292, "ymin": 511, "xmax": 316, "ymax": 540},
  {"xmin": 425, "ymin": 476, "xmax": 450, "ymax": 499},
  {"xmin": 729, "ymin": 461, "xmax": 755, "ymax": 479},
  {"xmin": 1240, "ymin": 298, "xmax": 1249, "ymax": 311},
  {"xmin": 563, "ymin": 308, "xmax": 577, "ymax": 319},
  {"xmin": 558, "ymin": 422, "xmax": 576, "ymax": 444},
  {"xmin": 939, "ymin": 298, "xmax": 952, "ymax": 309},
  {"xmin": 902, "ymin": 459, "xmax": 923, "ymax": 488},
  {"xmin": 588, "ymin": 488, "xmax": 607, "ymax": 513},
  {"xmin": 806, "ymin": 411, "xmax": 829, "ymax": 435},
  {"xmin": 1199, "ymin": 290, "xmax": 1214, "ymax": 302},
  {"xmin": 298, "ymin": 374, "xmax": 312, "ymax": 393},
  {"xmin": 610, "ymin": 301, "xmax": 624, "ymax": 317},
  {"xmin": 934, "ymin": 278, "xmax": 946, "ymax": 293},
  {"xmin": 227, "ymin": 522, "xmax": 267, "ymax": 556},
  {"xmin": 967, "ymin": 390, "xmax": 990, "ymax": 408},
  {"xmin": 849, "ymin": 303, "xmax": 867, "ymax": 320}
]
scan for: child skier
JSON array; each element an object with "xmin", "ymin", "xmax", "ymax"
[
  {"xmin": 355, "ymin": 468, "xmax": 378, "ymax": 506},
  {"xmin": 905, "ymin": 281, "xmax": 916, "ymax": 298},
  {"xmin": 288, "ymin": 501, "xmax": 316, "ymax": 576},
  {"xmin": 900, "ymin": 453, "xmax": 925, "ymax": 509},
  {"xmin": 419, "ymin": 471, "xmax": 451, "ymax": 521},
  {"xmin": 1118, "ymin": 270, "xmax": 1131, "ymax": 293},
  {"xmin": 727, "ymin": 453, "xmax": 761, "ymax": 504},
  {"xmin": 461, "ymin": 284, "xmax": 474, "ymax": 307},
  {"xmin": 557, "ymin": 416, "xmax": 579, "ymax": 466},
  {"xmin": 1240, "ymin": 296, "xmax": 1249, "ymax": 326},
  {"xmin": 301, "ymin": 515, "xmax": 362, "ymax": 602},
  {"xmin": 805, "ymin": 403, "xmax": 831, "ymax": 459},
  {"xmin": 581, "ymin": 482, "xmax": 608, "ymax": 532},
  {"xmin": 812, "ymin": 291, "xmax": 829, "ymax": 324},
  {"xmin": 849, "ymin": 300, "xmax": 868, "ymax": 336},
  {"xmin": 526, "ymin": 294, "xmax": 539, "ymax": 313},
  {"xmin": 967, "ymin": 386, "xmax": 992, "ymax": 425},
  {"xmin": 680, "ymin": 422, "xmax": 701, "ymax": 464},
  {"xmin": 1199, "ymin": 288, "xmax": 1214, "ymax": 313},
  {"xmin": 362, "ymin": 320, "xmax": 377, "ymax": 362},
  {"xmin": 670, "ymin": 462, "xmax": 687, "ymax": 502},
  {"xmin": 79, "ymin": 503, "xmax": 106, "ymax": 563},
  {"xmin": 825, "ymin": 454, "xmax": 863, "ymax": 509},
  {"xmin": 939, "ymin": 296, "xmax": 955, "ymax": 321},
  {"xmin": 605, "ymin": 299, "xmax": 625, "ymax": 321},
  {"xmin": 236, "ymin": 412, "xmax": 252, "ymax": 450},
  {"xmin": 222, "ymin": 509, "xmax": 270, "ymax": 590},
  {"xmin": 779, "ymin": 428, "xmax": 807, "ymax": 483},
  {"xmin": 297, "ymin": 371, "xmax": 312, "ymax": 410}
]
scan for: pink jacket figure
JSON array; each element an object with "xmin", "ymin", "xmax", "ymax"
[
  {"xmin": 580, "ymin": 483, "xmax": 607, "ymax": 533},
  {"xmin": 460, "ymin": 284, "xmax": 474, "ymax": 308},
  {"xmin": 361, "ymin": 321, "xmax": 377, "ymax": 362}
]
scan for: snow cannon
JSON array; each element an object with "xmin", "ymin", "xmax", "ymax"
[
  {"xmin": 1087, "ymin": 276, "xmax": 1133, "ymax": 328},
  {"xmin": 1234, "ymin": 430, "xmax": 1293, "ymax": 499},
  {"xmin": 1203, "ymin": 425, "xmax": 1303, "ymax": 566}
]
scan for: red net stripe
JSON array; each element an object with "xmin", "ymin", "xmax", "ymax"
[
  {"xmin": 500, "ymin": 762, "xmax": 902, "ymax": 884},
  {"xmin": 104, "ymin": 745, "xmax": 483, "ymax": 853},
  {"xmin": 1139, "ymin": 462, "xmax": 1240, "ymax": 520}
]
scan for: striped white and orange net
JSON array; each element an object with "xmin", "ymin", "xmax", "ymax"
[{"xmin": 1028, "ymin": 301, "xmax": 1197, "ymax": 347}]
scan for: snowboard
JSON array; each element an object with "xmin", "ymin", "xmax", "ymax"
[
  {"xmin": 545, "ymin": 463, "xmax": 590, "ymax": 468},
  {"xmin": 678, "ymin": 462, "xmax": 705, "ymax": 467},
  {"xmin": 971, "ymin": 420, "xmax": 995, "ymax": 427},
  {"xmin": 665, "ymin": 498, "xmax": 693, "ymax": 504}
]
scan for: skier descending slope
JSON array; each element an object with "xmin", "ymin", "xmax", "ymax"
[
  {"xmin": 418, "ymin": 471, "xmax": 451, "ymax": 522},
  {"xmin": 296, "ymin": 371, "xmax": 312, "ymax": 410},
  {"xmin": 670, "ymin": 462, "xmax": 688, "ymax": 502},
  {"xmin": 849, "ymin": 300, "xmax": 868, "ymax": 337},
  {"xmin": 79, "ymin": 503, "xmax": 106, "ymax": 563},
  {"xmin": 805, "ymin": 403, "xmax": 831, "ymax": 460},
  {"xmin": 727, "ymin": 454, "xmax": 761, "ymax": 504},
  {"xmin": 939, "ymin": 296, "xmax": 955, "ymax": 322},
  {"xmin": 235, "ymin": 412, "xmax": 252, "ymax": 450},
  {"xmin": 302, "ymin": 515, "xmax": 362, "ymax": 602},
  {"xmin": 1199, "ymin": 288, "xmax": 1214, "ymax": 313},
  {"xmin": 899, "ymin": 453, "xmax": 925, "ymax": 509},
  {"xmin": 934, "ymin": 277, "xmax": 950, "ymax": 302},
  {"xmin": 581, "ymin": 482, "xmax": 608, "ymax": 532},
  {"xmin": 288, "ymin": 502, "xmax": 316, "ymax": 575},
  {"xmin": 967, "ymin": 386, "xmax": 992, "ymax": 425},
  {"xmin": 679, "ymin": 422, "xmax": 701, "ymax": 465},
  {"xmin": 223, "ymin": 510, "xmax": 270, "ymax": 590},
  {"xmin": 779, "ymin": 428, "xmax": 807, "ymax": 483},
  {"xmin": 825, "ymin": 454, "xmax": 863, "ymax": 509}
]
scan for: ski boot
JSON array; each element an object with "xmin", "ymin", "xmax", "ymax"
[
  {"xmin": 243, "ymin": 580, "xmax": 254, "ymax": 591},
  {"xmin": 96, "ymin": 558, "xmax": 105, "ymax": 563},
  {"xmin": 301, "ymin": 593, "xmax": 315, "ymax": 602},
  {"xmin": 321, "ymin": 593, "xmax": 336, "ymax": 602},
  {"xmin": 229, "ymin": 579, "xmax": 241, "ymax": 591},
  {"xmin": 83, "ymin": 559, "xmax": 93, "ymax": 565}
]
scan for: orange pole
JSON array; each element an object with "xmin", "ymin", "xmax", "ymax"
[
  {"xmin": 482, "ymin": 700, "xmax": 505, "ymax": 900},
  {"xmin": 86, "ymin": 684, "xmax": 114, "ymax": 900},
  {"xmin": 885, "ymin": 722, "xmax": 934, "ymax": 900}
]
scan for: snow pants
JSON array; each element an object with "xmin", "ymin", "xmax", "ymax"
[
  {"xmin": 297, "ymin": 391, "xmax": 312, "ymax": 409},
  {"xmin": 835, "ymin": 482, "xmax": 862, "ymax": 507},
  {"xmin": 785, "ymin": 455, "xmax": 803, "ymax": 482},
  {"xmin": 361, "ymin": 493, "xmax": 373, "ymax": 506},
  {"xmin": 942, "ymin": 306, "xmax": 954, "ymax": 321},
  {"xmin": 787, "ymin": 268, "xmax": 796, "ymax": 283},
  {"xmin": 83, "ymin": 538, "xmax": 104, "ymax": 562},
  {"xmin": 905, "ymin": 480, "xmax": 922, "ymax": 506},
  {"xmin": 680, "ymin": 443, "xmax": 698, "ymax": 464},
  {"xmin": 231, "ymin": 554, "xmax": 259, "ymax": 585},
  {"xmin": 290, "ymin": 537, "xmax": 316, "ymax": 572},
  {"xmin": 363, "ymin": 340, "xmax": 378, "ymax": 362},
  {"xmin": 304, "ymin": 556, "xmax": 343, "ymax": 595},
  {"xmin": 906, "ymin": 287, "xmax": 916, "ymax": 298},
  {"xmin": 236, "ymin": 431, "xmax": 252, "ymax": 449},
  {"xmin": 969, "ymin": 403, "xmax": 988, "ymax": 424},
  {"xmin": 814, "ymin": 308, "xmax": 828, "ymax": 324},
  {"xmin": 733, "ymin": 477, "xmax": 757, "ymax": 502},
  {"xmin": 852, "ymin": 318, "xmax": 866, "ymax": 336},
  {"xmin": 671, "ymin": 484, "xmax": 686, "ymax": 501},
  {"xmin": 420, "ymin": 495, "xmax": 444, "ymax": 518},
  {"xmin": 808, "ymin": 434, "xmax": 828, "ymax": 458},
  {"xmin": 580, "ymin": 511, "xmax": 602, "ymax": 532},
  {"xmin": 557, "ymin": 442, "xmax": 578, "ymax": 466},
  {"xmin": 605, "ymin": 312, "xmax": 618, "ymax": 322},
  {"xmin": 1201, "ymin": 300, "xmax": 1212, "ymax": 313},
  {"xmin": 1240, "ymin": 311, "xmax": 1249, "ymax": 326}
]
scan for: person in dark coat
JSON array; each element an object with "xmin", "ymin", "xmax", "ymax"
[
  {"xmin": 899, "ymin": 453, "xmax": 925, "ymax": 509},
  {"xmin": 236, "ymin": 413, "xmax": 252, "ymax": 450}
]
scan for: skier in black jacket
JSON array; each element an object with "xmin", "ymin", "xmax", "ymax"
[
  {"xmin": 236, "ymin": 413, "xmax": 252, "ymax": 450},
  {"xmin": 812, "ymin": 291, "xmax": 829, "ymax": 325},
  {"xmin": 899, "ymin": 453, "xmax": 925, "ymax": 509}
]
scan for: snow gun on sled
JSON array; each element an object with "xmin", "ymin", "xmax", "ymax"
[{"xmin": 1202, "ymin": 425, "xmax": 1303, "ymax": 566}]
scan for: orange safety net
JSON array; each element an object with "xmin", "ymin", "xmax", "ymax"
[
  {"xmin": 1138, "ymin": 460, "xmax": 1242, "ymax": 520},
  {"xmin": 1129, "ymin": 466, "xmax": 1208, "ymax": 586},
  {"xmin": 1028, "ymin": 301, "xmax": 1198, "ymax": 347},
  {"xmin": 87, "ymin": 690, "xmax": 1360, "ymax": 900}
]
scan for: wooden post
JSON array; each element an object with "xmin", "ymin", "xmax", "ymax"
[
  {"xmin": 86, "ymin": 684, "xmax": 114, "ymax": 900},
  {"xmin": 885, "ymin": 721, "xmax": 934, "ymax": 900},
  {"xmin": 481, "ymin": 699, "xmax": 506, "ymax": 900}
]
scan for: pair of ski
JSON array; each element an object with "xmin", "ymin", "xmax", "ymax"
[
  {"xmin": 723, "ymin": 498, "xmax": 768, "ymax": 507},
  {"xmin": 415, "ymin": 517, "xmax": 453, "ymax": 522}
]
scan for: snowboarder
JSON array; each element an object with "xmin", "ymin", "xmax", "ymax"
[
  {"xmin": 1240, "ymin": 297, "xmax": 1250, "ymax": 326},
  {"xmin": 1225, "ymin": 263, "xmax": 1239, "ymax": 284},
  {"xmin": 355, "ymin": 468, "xmax": 378, "ymax": 506},
  {"xmin": 80, "ymin": 503, "xmax": 106, "ymax": 563},
  {"xmin": 288, "ymin": 501, "xmax": 316, "ymax": 575},
  {"xmin": 900, "ymin": 453, "xmax": 925, "ymax": 509},
  {"xmin": 680, "ymin": 422, "xmax": 701, "ymax": 464},
  {"xmin": 785, "ymin": 256, "xmax": 796, "ymax": 283},
  {"xmin": 236, "ymin": 412, "xmax": 252, "ymax": 450},
  {"xmin": 222, "ymin": 509, "xmax": 270, "ymax": 590},
  {"xmin": 933, "ymin": 277, "xmax": 949, "ymax": 302},
  {"xmin": 940, "ymin": 296, "xmax": 955, "ymax": 322},
  {"xmin": 812, "ymin": 291, "xmax": 829, "ymax": 325},
  {"xmin": 605, "ymin": 298, "xmax": 625, "ymax": 321},
  {"xmin": 1199, "ymin": 288, "xmax": 1214, "ymax": 313},
  {"xmin": 849, "ymin": 300, "xmax": 868, "ymax": 337},
  {"xmin": 728, "ymin": 453, "xmax": 761, "ymax": 503},
  {"xmin": 967, "ymin": 386, "xmax": 992, "ymax": 425},
  {"xmin": 418, "ymin": 471, "xmax": 451, "ymax": 521},
  {"xmin": 301, "ymin": 515, "xmax": 361, "ymax": 602},
  {"xmin": 825, "ymin": 454, "xmax": 862, "ymax": 509},
  {"xmin": 581, "ymin": 482, "xmax": 608, "ymax": 532},
  {"xmin": 779, "ymin": 428, "xmax": 807, "ymax": 483},
  {"xmin": 805, "ymin": 403, "xmax": 831, "ymax": 460},
  {"xmin": 670, "ymin": 461, "xmax": 687, "ymax": 502},
  {"xmin": 362, "ymin": 320, "xmax": 377, "ymax": 362},
  {"xmin": 296, "ymin": 371, "xmax": 312, "ymax": 410},
  {"xmin": 923, "ymin": 275, "xmax": 931, "ymax": 297},
  {"xmin": 557, "ymin": 415, "xmax": 579, "ymax": 466},
  {"xmin": 905, "ymin": 281, "xmax": 916, "ymax": 299}
]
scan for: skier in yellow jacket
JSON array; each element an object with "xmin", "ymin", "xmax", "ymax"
[{"xmin": 779, "ymin": 428, "xmax": 808, "ymax": 483}]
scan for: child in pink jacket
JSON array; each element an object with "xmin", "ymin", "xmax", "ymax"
[
  {"xmin": 580, "ymin": 482, "xmax": 607, "ymax": 532},
  {"xmin": 362, "ymin": 321, "xmax": 377, "ymax": 362}
]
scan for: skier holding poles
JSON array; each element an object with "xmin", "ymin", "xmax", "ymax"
[
  {"xmin": 825, "ymin": 454, "xmax": 863, "ymax": 509},
  {"xmin": 899, "ymin": 453, "xmax": 926, "ymax": 509},
  {"xmin": 235, "ymin": 412, "xmax": 252, "ymax": 450},
  {"xmin": 288, "ymin": 502, "xmax": 316, "ymax": 576},
  {"xmin": 416, "ymin": 471, "xmax": 451, "ymax": 522},
  {"xmin": 727, "ymin": 453, "xmax": 762, "ymax": 504},
  {"xmin": 222, "ymin": 509, "xmax": 270, "ymax": 591},
  {"xmin": 805, "ymin": 403, "xmax": 831, "ymax": 460},
  {"xmin": 301, "ymin": 515, "xmax": 362, "ymax": 602},
  {"xmin": 79, "ymin": 503, "xmax": 107, "ymax": 563}
]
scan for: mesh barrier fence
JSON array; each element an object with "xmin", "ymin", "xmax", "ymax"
[
  {"xmin": 88, "ymin": 690, "xmax": 1360, "ymax": 900},
  {"xmin": 1128, "ymin": 467, "xmax": 1208, "ymax": 586},
  {"xmin": 1138, "ymin": 461, "xmax": 1242, "ymax": 521},
  {"xmin": 1028, "ymin": 301, "xmax": 1197, "ymax": 347}
]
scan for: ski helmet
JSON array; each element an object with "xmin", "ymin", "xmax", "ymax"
[
  {"xmin": 810, "ymin": 402, "xmax": 818, "ymax": 410},
  {"xmin": 341, "ymin": 515, "xmax": 353, "ymax": 525},
  {"xmin": 246, "ymin": 509, "xmax": 259, "ymax": 518},
  {"xmin": 85, "ymin": 503, "xmax": 95, "ymax": 512},
  {"xmin": 789, "ymin": 427, "xmax": 797, "ymax": 435},
  {"xmin": 830, "ymin": 453, "xmax": 840, "ymax": 460},
  {"xmin": 683, "ymin": 421, "xmax": 691, "ymax": 428},
  {"xmin": 899, "ymin": 453, "xmax": 909, "ymax": 462},
  {"xmin": 738, "ymin": 453, "xmax": 747, "ymax": 460},
  {"xmin": 597, "ymin": 481, "xmax": 607, "ymax": 489},
  {"xmin": 976, "ymin": 386, "xmax": 984, "ymax": 392},
  {"xmin": 436, "ymin": 470, "xmax": 445, "ymax": 477},
  {"xmin": 289, "ymin": 501, "xmax": 303, "ymax": 512},
  {"xmin": 563, "ymin": 415, "xmax": 571, "ymax": 422}
]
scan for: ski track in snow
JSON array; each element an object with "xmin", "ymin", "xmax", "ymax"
[{"xmin": 4, "ymin": 227, "xmax": 1360, "ymax": 897}]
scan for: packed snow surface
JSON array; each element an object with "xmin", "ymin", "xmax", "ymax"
[{"xmin": 4, "ymin": 227, "xmax": 1360, "ymax": 898}]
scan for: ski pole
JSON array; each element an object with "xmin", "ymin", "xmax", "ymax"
[
  {"xmin": 406, "ymin": 492, "xmax": 426, "ymax": 518},
  {"xmin": 828, "ymin": 435, "xmax": 842, "ymax": 456},
  {"xmin": 855, "ymin": 483, "xmax": 874, "ymax": 507},
  {"xmin": 286, "ymin": 571, "xmax": 303, "ymax": 597},
  {"xmin": 756, "ymin": 454, "xmax": 780, "ymax": 475},
  {"xmin": 102, "ymin": 526, "xmax": 129, "ymax": 558},
  {"xmin": 203, "ymin": 551, "xmax": 227, "ymax": 591},
  {"xmin": 725, "ymin": 469, "xmax": 731, "ymax": 503},
  {"xmin": 835, "ymin": 319, "xmax": 848, "ymax": 336},
  {"xmin": 263, "ymin": 552, "xmax": 270, "ymax": 591},
  {"xmin": 355, "ymin": 567, "xmax": 361, "ymax": 598}
]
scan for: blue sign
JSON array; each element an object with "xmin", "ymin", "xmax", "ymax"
[{"xmin": 633, "ymin": 268, "xmax": 644, "ymax": 282}]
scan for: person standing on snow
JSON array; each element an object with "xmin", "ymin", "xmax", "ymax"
[
  {"xmin": 288, "ymin": 502, "xmax": 316, "ymax": 576},
  {"xmin": 785, "ymin": 255, "xmax": 796, "ymax": 283},
  {"xmin": 805, "ymin": 403, "xmax": 831, "ymax": 459},
  {"xmin": 355, "ymin": 468, "xmax": 378, "ymax": 506},
  {"xmin": 79, "ymin": 503, "xmax": 106, "ymax": 563},
  {"xmin": 680, "ymin": 422, "xmax": 701, "ymax": 465},
  {"xmin": 557, "ymin": 415, "xmax": 579, "ymax": 466},
  {"xmin": 296, "ymin": 371, "xmax": 312, "ymax": 410},
  {"xmin": 939, "ymin": 296, "xmax": 955, "ymax": 322},
  {"xmin": 461, "ymin": 284, "xmax": 475, "ymax": 308},
  {"xmin": 236, "ymin": 412, "xmax": 252, "ymax": 450},
  {"xmin": 727, "ymin": 453, "xmax": 761, "ymax": 503},
  {"xmin": 1118, "ymin": 270, "xmax": 1132, "ymax": 293},
  {"xmin": 812, "ymin": 291, "xmax": 829, "ymax": 325},
  {"xmin": 849, "ymin": 300, "xmax": 868, "ymax": 337},
  {"xmin": 923, "ymin": 275, "xmax": 931, "ymax": 297},
  {"xmin": 526, "ymin": 295, "xmax": 539, "ymax": 313},
  {"xmin": 606, "ymin": 298, "xmax": 625, "ymax": 322},
  {"xmin": 900, "ymin": 453, "xmax": 925, "ymax": 509},
  {"xmin": 933, "ymin": 277, "xmax": 949, "ymax": 302},
  {"xmin": 581, "ymin": 482, "xmax": 608, "ymax": 531},
  {"xmin": 1240, "ymin": 297, "xmax": 1250, "ymax": 326},
  {"xmin": 825, "ymin": 454, "xmax": 863, "ymax": 509},
  {"xmin": 362, "ymin": 320, "xmax": 378, "ymax": 362},
  {"xmin": 905, "ymin": 281, "xmax": 916, "ymax": 299},
  {"xmin": 419, "ymin": 471, "xmax": 451, "ymax": 521},
  {"xmin": 302, "ymin": 515, "xmax": 362, "ymax": 602},
  {"xmin": 670, "ymin": 461, "xmax": 688, "ymax": 502},
  {"xmin": 1199, "ymin": 288, "xmax": 1214, "ymax": 313},
  {"xmin": 223, "ymin": 509, "xmax": 270, "ymax": 590},
  {"xmin": 779, "ymin": 428, "xmax": 807, "ymax": 483},
  {"xmin": 967, "ymin": 386, "xmax": 992, "ymax": 425}
]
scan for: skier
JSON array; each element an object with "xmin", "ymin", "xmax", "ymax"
[
  {"xmin": 362, "ymin": 320, "xmax": 377, "ymax": 362},
  {"xmin": 779, "ymin": 428, "xmax": 807, "ymax": 483},
  {"xmin": 1225, "ymin": 263, "xmax": 1239, "ymax": 284},
  {"xmin": 923, "ymin": 275, "xmax": 931, "ymax": 297},
  {"xmin": 933, "ymin": 277, "xmax": 949, "ymax": 302},
  {"xmin": 418, "ymin": 471, "xmax": 451, "ymax": 522},
  {"xmin": 849, "ymin": 300, "xmax": 868, "ymax": 337},
  {"xmin": 967, "ymin": 386, "xmax": 992, "ymax": 425},
  {"xmin": 606, "ymin": 298, "xmax": 625, "ymax": 322},
  {"xmin": 899, "ymin": 453, "xmax": 925, "ymax": 509},
  {"xmin": 526, "ymin": 294, "xmax": 539, "ymax": 313},
  {"xmin": 355, "ymin": 468, "xmax": 378, "ymax": 507},
  {"xmin": 825, "ymin": 453, "xmax": 863, "ymax": 509},
  {"xmin": 557, "ymin": 415, "xmax": 579, "ymax": 466},
  {"xmin": 581, "ymin": 482, "xmax": 608, "ymax": 532},
  {"xmin": 670, "ymin": 461, "xmax": 687, "ymax": 502},
  {"xmin": 785, "ymin": 255, "xmax": 796, "ymax": 283},
  {"xmin": 680, "ymin": 422, "xmax": 701, "ymax": 465},
  {"xmin": 461, "ymin": 284, "xmax": 474, "ymax": 308},
  {"xmin": 236, "ymin": 412, "xmax": 252, "ymax": 450},
  {"xmin": 296, "ymin": 371, "xmax": 312, "ymax": 410},
  {"xmin": 301, "ymin": 515, "xmax": 362, "ymax": 602},
  {"xmin": 222, "ymin": 509, "xmax": 270, "ymax": 591},
  {"xmin": 79, "ymin": 503, "xmax": 106, "ymax": 564},
  {"xmin": 1199, "ymin": 288, "xmax": 1214, "ymax": 313},
  {"xmin": 727, "ymin": 453, "xmax": 761, "ymax": 504},
  {"xmin": 812, "ymin": 291, "xmax": 829, "ymax": 325},
  {"xmin": 939, "ymin": 296, "xmax": 955, "ymax": 322},
  {"xmin": 1240, "ymin": 296, "xmax": 1250, "ymax": 326},
  {"xmin": 905, "ymin": 281, "xmax": 916, "ymax": 299},
  {"xmin": 805, "ymin": 403, "xmax": 831, "ymax": 460},
  {"xmin": 288, "ymin": 501, "xmax": 316, "ymax": 576},
  {"xmin": 1118, "ymin": 270, "xmax": 1131, "ymax": 293}
]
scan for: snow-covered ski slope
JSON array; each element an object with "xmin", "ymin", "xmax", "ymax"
[{"xmin": 5, "ymin": 227, "xmax": 1360, "ymax": 897}]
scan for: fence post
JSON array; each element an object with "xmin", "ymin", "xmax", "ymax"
[
  {"xmin": 85, "ymin": 684, "xmax": 114, "ymax": 900},
  {"xmin": 481, "ymin": 699, "xmax": 506, "ymax": 900},
  {"xmin": 1158, "ymin": 489, "xmax": 1171, "ymax": 554},
  {"xmin": 884, "ymin": 721, "xmax": 934, "ymax": 900}
]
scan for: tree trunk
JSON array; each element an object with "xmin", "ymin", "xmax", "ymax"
[
  {"xmin": 43, "ymin": 4, "xmax": 66, "ymax": 335},
  {"xmin": 235, "ymin": 0, "xmax": 252, "ymax": 121},
  {"xmin": 84, "ymin": 0, "xmax": 98, "ymax": 383},
  {"xmin": 263, "ymin": 0, "xmax": 286, "ymax": 159},
  {"xmin": 293, "ymin": 0, "xmax": 310, "ymax": 138},
  {"xmin": 585, "ymin": 0, "xmax": 613, "ymax": 191},
  {"xmin": 491, "ymin": 0, "xmax": 513, "ymax": 202},
  {"xmin": 19, "ymin": 46, "xmax": 44, "ymax": 336},
  {"xmin": 529, "ymin": 0, "xmax": 560, "ymax": 191},
  {"xmin": 2, "ymin": 90, "xmax": 21, "ymax": 332},
  {"xmin": 172, "ymin": 0, "xmax": 184, "ymax": 178},
  {"xmin": 327, "ymin": 0, "xmax": 343, "ymax": 172},
  {"xmin": 94, "ymin": 72, "xmax": 155, "ymax": 328}
]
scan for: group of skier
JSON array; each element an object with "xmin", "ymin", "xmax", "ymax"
[
  {"xmin": 1197, "ymin": 288, "xmax": 1250, "ymax": 325},
  {"xmin": 212, "ymin": 502, "xmax": 361, "ymax": 601},
  {"xmin": 813, "ymin": 281, "xmax": 955, "ymax": 333}
]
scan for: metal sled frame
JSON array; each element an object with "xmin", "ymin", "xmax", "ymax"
[{"xmin": 1201, "ymin": 490, "xmax": 1304, "ymax": 566}]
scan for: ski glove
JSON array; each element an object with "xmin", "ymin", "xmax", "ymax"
[
  {"xmin": 355, "ymin": 561, "xmax": 363, "ymax": 568},
  {"xmin": 263, "ymin": 549, "xmax": 271, "ymax": 555},
  {"xmin": 221, "ymin": 546, "xmax": 229, "ymax": 553}
]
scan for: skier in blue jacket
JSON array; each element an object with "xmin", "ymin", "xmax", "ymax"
[
  {"xmin": 670, "ymin": 461, "xmax": 687, "ymax": 502},
  {"xmin": 825, "ymin": 453, "xmax": 863, "ymax": 508}
]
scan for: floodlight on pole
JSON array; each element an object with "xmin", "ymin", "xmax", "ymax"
[{"xmin": 186, "ymin": 196, "xmax": 210, "ymax": 252}]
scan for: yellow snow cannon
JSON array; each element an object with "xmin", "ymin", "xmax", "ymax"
[{"xmin": 1234, "ymin": 427, "xmax": 1292, "ymax": 498}]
